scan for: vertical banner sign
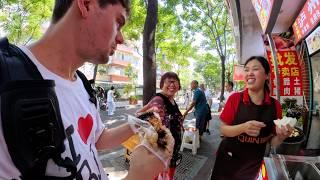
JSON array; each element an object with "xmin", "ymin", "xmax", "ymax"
[
  {"xmin": 233, "ymin": 65, "xmax": 245, "ymax": 81},
  {"xmin": 251, "ymin": 0, "xmax": 274, "ymax": 33},
  {"xmin": 292, "ymin": 0, "xmax": 320, "ymax": 43},
  {"xmin": 267, "ymin": 51, "xmax": 303, "ymax": 96}
]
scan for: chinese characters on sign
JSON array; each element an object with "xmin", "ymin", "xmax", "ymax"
[
  {"xmin": 293, "ymin": 0, "xmax": 320, "ymax": 43},
  {"xmin": 267, "ymin": 51, "xmax": 303, "ymax": 96}
]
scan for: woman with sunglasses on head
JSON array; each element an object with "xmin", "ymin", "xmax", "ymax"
[
  {"xmin": 136, "ymin": 72, "xmax": 184, "ymax": 180},
  {"xmin": 211, "ymin": 56, "xmax": 293, "ymax": 180}
]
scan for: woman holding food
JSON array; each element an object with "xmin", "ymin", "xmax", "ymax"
[
  {"xmin": 136, "ymin": 72, "xmax": 183, "ymax": 180},
  {"xmin": 211, "ymin": 56, "xmax": 293, "ymax": 180}
]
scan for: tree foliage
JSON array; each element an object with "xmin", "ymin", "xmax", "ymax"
[
  {"xmin": 194, "ymin": 53, "xmax": 221, "ymax": 88},
  {"xmin": 123, "ymin": 0, "xmax": 196, "ymax": 103},
  {"xmin": 0, "ymin": 0, "xmax": 53, "ymax": 45},
  {"xmin": 179, "ymin": 0, "xmax": 235, "ymax": 101}
]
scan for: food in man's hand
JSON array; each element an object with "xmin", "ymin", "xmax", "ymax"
[
  {"xmin": 137, "ymin": 112, "xmax": 171, "ymax": 150},
  {"xmin": 273, "ymin": 116, "xmax": 297, "ymax": 128}
]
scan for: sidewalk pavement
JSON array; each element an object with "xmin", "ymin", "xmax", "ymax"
[{"xmin": 99, "ymin": 106, "xmax": 223, "ymax": 180}]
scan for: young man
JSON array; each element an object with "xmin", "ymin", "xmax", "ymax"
[
  {"xmin": 0, "ymin": 0, "xmax": 173, "ymax": 179},
  {"xmin": 220, "ymin": 81, "xmax": 235, "ymax": 108},
  {"xmin": 183, "ymin": 80, "xmax": 210, "ymax": 137},
  {"xmin": 107, "ymin": 86, "xmax": 116, "ymax": 115}
]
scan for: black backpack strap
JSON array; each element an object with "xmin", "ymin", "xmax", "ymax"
[
  {"xmin": 76, "ymin": 70, "xmax": 97, "ymax": 107},
  {"xmin": 0, "ymin": 37, "xmax": 77, "ymax": 179},
  {"xmin": 0, "ymin": 37, "xmax": 43, "ymax": 84}
]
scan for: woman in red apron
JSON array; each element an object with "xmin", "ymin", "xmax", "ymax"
[{"xmin": 211, "ymin": 56, "xmax": 293, "ymax": 180}]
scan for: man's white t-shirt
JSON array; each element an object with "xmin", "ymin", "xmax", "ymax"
[
  {"xmin": 204, "ymin": 89, "xmax": 212, "ymax": 102},
  {"xmin": 224, "ymin": 90, "xmax": 235, "ymax": 103},
  {"xmin": 0, "ymin": 46, "xmax": 108, "ymax": 179},
  {"xmin": 107, "ymin": 90, "xmax": 114, "ymax": 103}
]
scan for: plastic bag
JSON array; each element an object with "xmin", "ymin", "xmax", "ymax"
[{"xmin": 127, "ymin": 114, "xmax": 174, "ymax": 169}]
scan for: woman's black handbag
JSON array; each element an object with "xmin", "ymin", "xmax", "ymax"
[{"xmin": 206, "ymin": 104, "xmax": 212, "ymax": 121}]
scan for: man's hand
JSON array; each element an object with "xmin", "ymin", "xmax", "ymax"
[
  {"xmin": 125, "ymin": 129, "xmax": 174, "ymax": 180},
  {"xmin": 125, "ymin": 146, "xmax": 165, "ymax": 180},
  {"xmin": 242, "ymin": 120, "xmax": 266, "ymax": 137}
]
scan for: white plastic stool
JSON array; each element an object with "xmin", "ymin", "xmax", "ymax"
[{"xmin": 180, "ymin": 128, "xmax": 200, "ymax": 155}]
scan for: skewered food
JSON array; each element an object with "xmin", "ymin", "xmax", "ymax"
[{"xmin": 137, "ymin": 112, "xmax": 172, "ymax": 150}]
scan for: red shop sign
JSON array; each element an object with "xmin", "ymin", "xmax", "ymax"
[
  {"xmin": 266, "ymin": 51, "xmax": 303, "ymax": 96},
  {"xmin": 233, "ymin": 64, "xmax": 245, "ymax": 81},
  {"xmin": 293, "ymin": 0, "xmax": 320, "ymax": 43}
]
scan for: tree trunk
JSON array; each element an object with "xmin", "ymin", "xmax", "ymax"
[
  {"xmin": 219, "ymin": 55, "xmax": 226, "ymax": 103},
  {"xmin": 93, "ymin": 64, "xmax": 98, "ymax": 83},
  {"xmin": 143, "ymin": 0, "xmax": 158, "ymax": 105}
]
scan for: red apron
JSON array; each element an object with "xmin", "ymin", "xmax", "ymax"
[{"xmin": 211, "ymin": 93, "xmax": 276, "ymax": 180}]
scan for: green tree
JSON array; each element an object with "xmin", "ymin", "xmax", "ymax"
[
  {"xmin": 142, "ymin": 0, "xmax": 158, "ymax": 105},
  {"xmin": 180, "ymin": 0, "xmax": 235, "ymax": 102},
  {"xmin": 97, "ymin": 64, "xmax": 108, "ymax": 75},
  {"xmin": 123, "ymin": 0, "xmax": 194, "ymax": 104},
  {"xmin": 124, "ymin": 63, "xmax": 138, "ymax": 97},
  {"xmin": 194, "ymin": 53, "xmax": 221, "ymax": 89},
  {"xmin": 0, "ymin": 0, "xmax": 53, "ymax": 45}
]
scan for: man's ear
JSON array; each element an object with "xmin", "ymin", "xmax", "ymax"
[{"xmin": 77, "ymin": 0, "xmax": 91, "ymax": 18}]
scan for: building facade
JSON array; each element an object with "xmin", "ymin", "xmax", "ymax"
[{"xmin": 95, "ymin": 44, "xmax": 143, "ymax": 86}]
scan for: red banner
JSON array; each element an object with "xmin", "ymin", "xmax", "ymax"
[
  {"xmin": 293, "ymin": 0, "xmax": 320, "ymax": 43},
  {"xmin": 233, "ymin": 65, "xmax": 245, "ymax": 81},
  {"xmin": 267, "ymin": 51, "xmax": 303, "ymax": 96}
]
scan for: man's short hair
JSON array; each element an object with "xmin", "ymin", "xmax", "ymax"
[
  {"xmin": 192, "ymin": 80, "xmax": 198, "ymax": 86},
  {"xmin": 52, "ymin": 0, "xmax": 130, "ymax": 24},
  {"xmin": 227, "ymin": 81, "xmax": 234, "ymax": 88}
]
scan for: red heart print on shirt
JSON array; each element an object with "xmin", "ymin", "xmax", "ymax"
[{"xmin": 78, "ymin": 114, "xmax": 93, "ymax": 144}]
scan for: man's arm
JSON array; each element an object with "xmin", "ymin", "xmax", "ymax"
[
  {"xmin": 207, "ymin": 99, "xmax": 212, "ymax": 107},
  {"xmin": 183, "ymin": 101, "xmax": 195, "ymax": 118},
  {"xmin": 95, "ymin": 123, "xmax": 134, "ymax": 150}
]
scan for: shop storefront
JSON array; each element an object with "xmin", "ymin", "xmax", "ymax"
[
  {"xmin": 226, "ymin": 0, "xmax": 320, "ymax": 179},
  {"xmin": 292, "ymin": 0, "xmax": 320, "ymax": 149},
  {"xmin": 227, "ymin": 0, "xmax": 320, "ymax": 150}
]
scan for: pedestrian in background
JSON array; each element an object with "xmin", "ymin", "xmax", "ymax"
[
  {"xmin": 184, "ymin": 90, "xmax": 190, "ymax": 109},
  {"xmin": 107, "ymin": 86, "xmax": 116, "ymax": 116},
  {"xmin": 183, "ymin": 80, "xmax": 210, "ymax": 137},
  {"xmin": 200, "ymin": 83, "xmax": 212, "ymax": 135},
  {"xmin": 218, "ymin": 81, "xmax": 235, "ymax": 112}
]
